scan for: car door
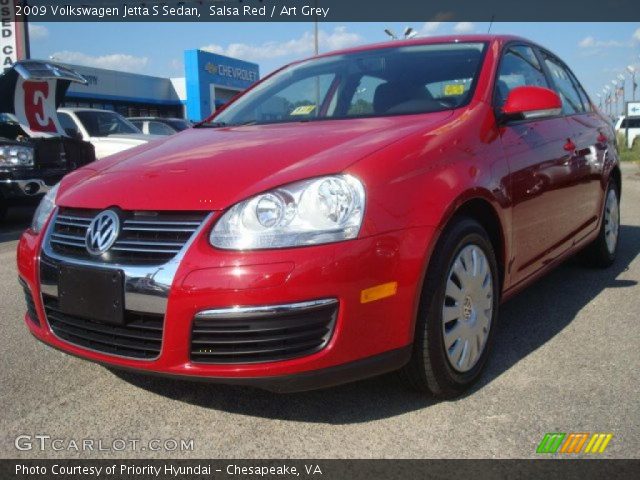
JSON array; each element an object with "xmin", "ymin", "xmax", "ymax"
[
  {"xmin": 540, "ymin": 53, "xmax": 604, "ymax": 246},
  {"xmin": 496, "ymin": 44, "xmax": 579, "ymax": 285}
]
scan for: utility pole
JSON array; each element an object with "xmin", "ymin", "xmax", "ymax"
[
  {"xmin": 628, "ymin": 65, "xmax": 637, "ymax": 102},
  {"xmin": 314, "ymin": 0, "xmax": 319, "ymax": 55}
]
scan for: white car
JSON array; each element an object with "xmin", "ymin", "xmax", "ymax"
[
  {"xmin": 57, "ymin": 108, "xmax": 162, "ymax": 159},
  {"xmin": 614, "ymin": 116, "xmax": 640, "ymax": 149}
]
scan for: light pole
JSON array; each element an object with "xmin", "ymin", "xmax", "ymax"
[
  {"xmin": 384, "ymin": 29, "xmax": 398, "ymax": 40},
  {"xmin": 612, "ymin": 80, "xmax": 619, "ymax": 117},
  {"xmin": 618, "ymin": 73, "xmax": 626, "ymax": 116},
  {"xmin": 628, "ymin": 65, "xmax": 637, "ymax": 101}
]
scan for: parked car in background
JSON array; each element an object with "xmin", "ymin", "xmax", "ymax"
[
  {"xmin": 19, "ymin": 35, "xmax": 620, "ymax": 397},
  {"xmin": 57, "ymin": 108, "xmax": 162, "ymax": 159},
  {"xmin": 614, "ymin": 115, "xmax": 640, "ymax": 149},
  {"xmin": 0, "ymin": 62, "xmax": 96, "ymax": 221},
  {"xmin": 128, "ymin": 117, "xmax": 192, "ymax": 136}
]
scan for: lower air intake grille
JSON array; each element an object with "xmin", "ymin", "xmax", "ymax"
[
  {"xmin": 190, "ymin": 299, "xmax": 338, "ymax": 364},
  {"xmin": 43, "ymin": 295, "xmax": 163, "ymax": 359},
  {"xmin": 19, "ymin": 278, "xmax": 39, "ymax": 326}
]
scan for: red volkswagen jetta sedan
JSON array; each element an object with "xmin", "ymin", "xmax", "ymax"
[{"xmin": 17, "ymin": 35, "xmax": 620, "ymax": 397}]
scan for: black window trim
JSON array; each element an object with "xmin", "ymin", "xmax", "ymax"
[{"xmin": 537, "ymin": 47, "xmax": 594, "ymax": 118}]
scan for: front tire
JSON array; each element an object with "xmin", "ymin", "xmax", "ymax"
[{"xmin": 402, "ymin": 217, "xmax": 500, "ymax": 398}]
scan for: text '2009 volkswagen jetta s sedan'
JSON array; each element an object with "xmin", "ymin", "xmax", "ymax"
[{"xmin": 17, "ymin": 35, "xmax": 620, "ymax": 397}]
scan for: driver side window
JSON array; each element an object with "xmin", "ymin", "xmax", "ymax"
[{"xmin": 495, "ymin": 45, "xmax": 549, "ymax": 109}]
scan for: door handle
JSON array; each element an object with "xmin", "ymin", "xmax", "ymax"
[{"xmin": 563, "ymin": 139, "xmax": 576, "ymax": 152}]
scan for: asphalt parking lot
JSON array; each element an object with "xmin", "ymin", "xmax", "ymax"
[{"xmin": 1, "ymin": 163, "xmax": 639, "ymax": 460}]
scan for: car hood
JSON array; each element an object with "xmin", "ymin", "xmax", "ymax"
[{"xmin": 58, "ymin": 113, "xmax": 453, "ymax": 211}]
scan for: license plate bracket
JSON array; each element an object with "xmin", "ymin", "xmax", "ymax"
[{"xmin": 58, "ymin": 265, "xmax": 124, "ymax": 325}]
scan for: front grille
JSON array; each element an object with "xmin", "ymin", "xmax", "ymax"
[
  {"xmin": 191, "ymin": 300, "xmax": 338, "ymax": 364},
  {"xmin": 19, "ymin": 278, "xmax": 39, "ymax": 326},
  {"xmin": 43, "ymin": 294, "xmax": 163, "ymax": 359},
  {"xmin": 49, "ymin": 208, "xmax": 208, "ymax": 265}
]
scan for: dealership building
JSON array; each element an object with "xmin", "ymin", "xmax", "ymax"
[{"xmin": 59, "ymin": 50, "xmax": 260, "ymax": 121}]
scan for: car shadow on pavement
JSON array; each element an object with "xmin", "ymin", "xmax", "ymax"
[{"xmin": 112, "ymin": 225, "xmax": 640, "ymax": 424}]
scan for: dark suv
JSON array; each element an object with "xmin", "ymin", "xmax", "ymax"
[{"xmin": 0, "ymin": 62, "xmax": 96, "ymax": 221}]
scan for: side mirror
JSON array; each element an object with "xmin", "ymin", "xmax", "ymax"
[{"xmin": 500, "ymin": 86, "xmax": 562, "ymax": 122}]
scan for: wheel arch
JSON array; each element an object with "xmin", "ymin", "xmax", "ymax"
[{"xmin": 449, "ymin": 197, "xmax": 507, "ymax": 290}]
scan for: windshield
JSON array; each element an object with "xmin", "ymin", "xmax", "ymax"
[
  {"xmin": 210, "ymin": 42, "xmax": 486, "ymax": 127},
  {"xmin": 74, "ymin": 111, "xmax": 141, "ymax": 137}
]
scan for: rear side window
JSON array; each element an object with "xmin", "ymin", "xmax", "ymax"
[
  {"xmin": 148, "ymin": 121, "xmax": 175, "ymax": 135},
  {"xmin": 567, "ymin": 70, "xmax": 592, "ymax": 112},
  {"xmin": 495, "ymin": 45, "xmax": 549, "ymax": 108},
  {"xmin": 543, "ymin": 56, "xmax": 585, "ymax": 115}
]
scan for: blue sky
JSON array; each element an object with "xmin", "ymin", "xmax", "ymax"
[{"xmin": 28, "ymin": 22, "xmax": 640, "ymax": 101}]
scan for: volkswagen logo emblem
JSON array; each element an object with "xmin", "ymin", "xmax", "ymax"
[{"xmin": 85, "ymin": 210, "xmax": 120, "ymax": 256}]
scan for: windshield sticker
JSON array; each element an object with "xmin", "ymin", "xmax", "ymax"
[
  {"xmin": 290, "ymin": 105, "xmax": 316, "ymax": 116},
  {"xmin": 443, "ymin": 84, "xmax": 465, "ymax": 96}
]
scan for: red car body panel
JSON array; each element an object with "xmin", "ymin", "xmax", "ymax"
[{"xmin": 17, "ymin": 35, "xmax": 619, "ymax": 391}]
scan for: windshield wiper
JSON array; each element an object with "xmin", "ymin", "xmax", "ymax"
[
  {"xmin": 196, "ymin": 120, "xmax": 257, "ymax": 128},
  {"xmin": 195, "ymin": 121, "xmax": 228, "ymax": 128}
]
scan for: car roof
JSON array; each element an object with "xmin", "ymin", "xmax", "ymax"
[{"xmin": 58, "ymin": 107, "xmax": 116, "ymax": 113}]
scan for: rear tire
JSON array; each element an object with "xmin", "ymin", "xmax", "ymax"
[
  {"xmin": 401, "ymin": 217, "xmax": 500, "ymax": 398},
  {"xmin": 580, "ymin": 181, "xmax": 619, "ymax": 268}
]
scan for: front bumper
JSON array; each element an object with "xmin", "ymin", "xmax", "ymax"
[
  {"xmin": 0, "ymin": 168, "xmax": 64, "ymax": 203},
  {"xmin": 17, "ymin": 212, "xmax": 434, "ymax": 391}
]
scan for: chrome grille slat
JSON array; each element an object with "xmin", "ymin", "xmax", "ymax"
[
  {"xmin": 56, "ymin": 219, "xmax": 92, "ymax": 228},
  {"xmin": 124, "ymin": 220, "xmax": 201, "ymax": 226},
  {"xmin": 111, "ymin": 246, "xmax": 182, "ymax": 254},
  {"xmin": 122, "ymin": 226, "xmax": 199, "ymax": 233},
  {"xmin": 51, "ymin": 232, "xmax": 85, "ymax": 241},
  {"xmin": 115, "ymin": 240, "xmax": 185, "ymax": 247},
  {"xmin": 50, "ymin": 238, "xmax": 85, "ymax": 248},
  {"xmin": 49, "ymin": 208, "xmax": 209, "ymax": 265},
  {"xmin": 56, "ymin": 214, "xmax": 93, "ymax": 223}
]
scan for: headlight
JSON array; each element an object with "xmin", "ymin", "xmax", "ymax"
[
  {"xmin": 210, "ymin": 175, "xmax": 365, "ymax": 250},
  {"xmin": 31, "ymin": 183, "xmax": 59, "ymax": 234},
  {"xmin": 0, "ymin": 145, "xmax": 34, "ymax": 167}
]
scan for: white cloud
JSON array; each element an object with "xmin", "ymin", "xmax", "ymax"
[
  {"xmin": 169, "ymin": 58, "xmax": 183, "ymax": 72},
  {"xmin": 578, "ymin": 36, "xmax": 625, "ymax": 48},
  {"xmin": 453, "ymin": 22, "xmax": 475, "ymax": 34},
  {"xmin": 202, "ymin": 26, "xmax": 364, "ymax": 62},
  {"xmin": 49, "ymin": 51, "xmax": 149, "ymax": 72},
  {"xmin": 28, "ymin": 24, "xmax": 48, "ymax": 40},
  {"xmin": 420, "ymin": 22, "xmax": 441, "ymax": 35},
  {"xmin": 633, "ymin": 28, "xmax": 640, "ymax": 42}
]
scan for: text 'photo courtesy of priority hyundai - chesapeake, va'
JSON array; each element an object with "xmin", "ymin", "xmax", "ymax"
[{"xmin": 1, "ymin": 1, "xmax": 639, "ymax": 478}]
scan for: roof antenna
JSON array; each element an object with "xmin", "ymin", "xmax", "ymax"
[{"xmin": 487, "ymin": 15, "xmax": 495, "ymax": 33}]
